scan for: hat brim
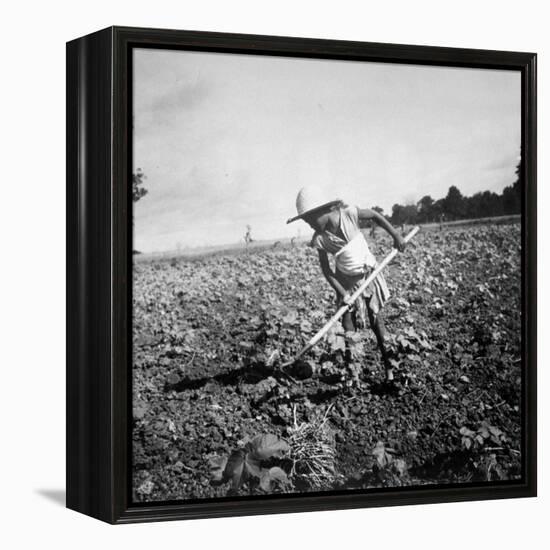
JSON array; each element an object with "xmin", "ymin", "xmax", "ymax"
[{"xmin": 286, "ymin": 200, "xmax": 342, "ymax": 224}]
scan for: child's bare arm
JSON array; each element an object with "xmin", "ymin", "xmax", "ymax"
[
  {"xmin": 357, "ymin": 207, "xmax": 406, "ymax": 251},
  {"xmin": 318, "ymin": 250, "xmax": 349, "ymax": 299}
]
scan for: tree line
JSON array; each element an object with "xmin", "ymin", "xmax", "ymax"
[
  {"xmin": 133, "ymin": 157, "xmax": 522, "ymax": 229},
  {"xmin": 375, "ymin": 160, "xmax": 522, "ymax": 226}
]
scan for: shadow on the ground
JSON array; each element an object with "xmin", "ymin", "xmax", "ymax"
[
  {"xmin": 35, "ymin": 489, "xmax": 66, "ymax": 507},
  {"xmin": 165, "ymin": 361, "xmax": 281, "ymax": 392}
]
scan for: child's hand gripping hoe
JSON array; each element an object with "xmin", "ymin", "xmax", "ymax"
[{"xmin": 279, "ymin": 226, "xmax": 420, "ymax": 369}]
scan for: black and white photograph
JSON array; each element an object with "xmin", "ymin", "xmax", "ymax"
[
  {"xmin": 131, "ymin": 47, "xmax": 524, "ymax": 503},
  {"xmin": 2, "ymin": 0, "xmax": 547, "ymax": 542}
]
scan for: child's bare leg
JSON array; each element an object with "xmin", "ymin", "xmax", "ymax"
[
  {"xmin": 368, "ymin": 309, "xmax": 393, "ymax": 381},
  {"xmin": 342, "ymin": 311, "xmax": 355, "ymax": 363}
]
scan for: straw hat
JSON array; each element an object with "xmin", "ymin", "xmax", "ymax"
[{"xmin": 287, "ymin": 186, "xmax": 342, "ymax": 224}]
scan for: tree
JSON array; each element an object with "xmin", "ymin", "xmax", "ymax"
[
  {"xmin": 402, "ymin": 204, "xmax": 418, "ymax": 225},
  {"xmin": 502, "ymin": 158, "xmax": 522, "ymax": 215},
  {"xmin": 443, "ymin": 186, "xmax": 465, "ymax": 220},
  {"xmin": 417, "ymin": 195, "xmax": 434, "ymax": 223},
  {"xmin": 131, "ymin": 169, "xmax": 148, "ymax": 255},
  {"xmin": 466, "ymin": 192, "xmax": 484, "ymax": 219},
  {"xmin": 479, "ymin": 190, "xmax": 502, "ymax": 217},
  {"xmin": 375, "ymin": 171, "xmax": 521, "ymax": 228},
  {"xmin": 391, "ymin": 203, "xmax": 417, "ymax": 226},
  {"xmin": 133, "ymin": 168, "xmax": 148, "ymax": 203},
  {"xmin": 431, "ymin": 198, "xmax": 445, "ymax": 220},
  {"xmin": 391, "ymin": 204, "xmax": 406, "ymax": 226}
]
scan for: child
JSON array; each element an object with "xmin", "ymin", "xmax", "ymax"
[{"xmin": 287, "ymin": 186, "xmax": 406, "ymax": 383}]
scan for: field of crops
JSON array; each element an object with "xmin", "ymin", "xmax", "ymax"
[{"xmin": 132, "ymin": 222, "xmax": 522, "ymax": 502}]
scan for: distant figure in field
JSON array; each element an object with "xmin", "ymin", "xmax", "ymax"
[
  {"xmin": 244, "ymin": 225, "xmax": 253, "ymax": 252},
  {"xmin": 272, "ymin": 241, "xmax": 281, "ymax": 249}
]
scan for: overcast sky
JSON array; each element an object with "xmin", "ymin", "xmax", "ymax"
[{"xmin": 133, "ymin": 48, "xmax": 520, "ymax": 252}]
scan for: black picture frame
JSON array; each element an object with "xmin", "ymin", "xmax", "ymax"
[{"xmin": 66, "ymin": 26, "xmax": 537, "ymax": 524}]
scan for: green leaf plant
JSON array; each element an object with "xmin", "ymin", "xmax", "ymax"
[{"xmin": 209, "ymin": 434, "xmax": 291, "ymax": 493}]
